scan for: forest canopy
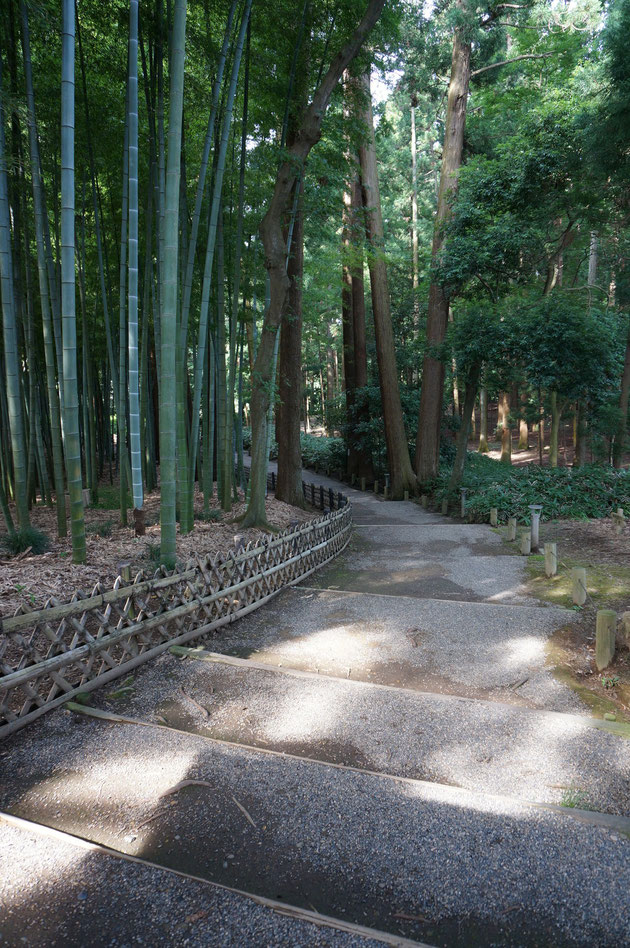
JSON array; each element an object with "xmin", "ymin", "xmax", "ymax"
[{"xmin": 1, "ymin": 0, "xmax": 629, "ymax": 565}]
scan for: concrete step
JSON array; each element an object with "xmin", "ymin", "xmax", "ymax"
[
  {"xmin": 87, "ymin": 646, "xmax": 630, "ymax": 817},
  {"xmin": 0, "ymin": 813, "xmax": 418, "ymax": 947},
  {"xmin": 1, "ymin": 707, "xmax": 628, "ymax": 947},
  {"xmin": 205, "ymin": 585, "xmax": 581, "ymax": 713}
]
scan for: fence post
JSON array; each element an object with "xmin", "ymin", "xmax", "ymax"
[
  {"xmin": 337, "ymin": 491, "xmax": 342, "ymax": 509},
  {"xmin": 595, "ymin": 610, "xmax": 617, "ymax": 671},
  {"xmin": 520, "ymin": 531, "xmax": 531, "ymax": 555},
  {"xmin": 571, "ymin": 567, "xmax": 587, "ymax": 606},
  {"xmin": 403, "ymin": 489, "xmax": 409, "ymax": 501},
  {"xmin": 490, "ymin": 507, "xmax": 498, "ymax": 527},
  {"xmin": 507, "ymin": 517, "xmax": 517, "ymax": 541},
  {"xmin": 311, "ymin": 484, "xmax": 315, "ymax": 505},
  {"xmin": 441, "ymin": 498, "xmax": 448, "ymax": 515},
  {"xmin": 360, "ymin": 477, "xmax": 366, "ymax": 492},
  {"xmin": 329, "ymin": 488, "xmax": 334, "ymax": 509},
  {"xmin": 320, "ymin": 485, "xmax": 324, "ymax": 508},
  {"xmin": 544, "ymin": 542, "xmax": 557, "ymax": 577}
]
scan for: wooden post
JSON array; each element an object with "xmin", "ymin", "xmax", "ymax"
[
  {"xmin": 595, "ymin": 610, "xmax": 617, "ymax": 671},
  {"xmin": 460, "ymin": 488, "xmax": 467, "ymax": 519},
  {"xmin": 520, "ymin": 531, "xmax": 531, "ymax": 555},
  {"xmin": 383, "ymin": 485, "xmax": 388, "ymax": 500},
  {"xmin": 441, "ymin": 498, "xmax": 448, "ymax": 515},
  {"xmin": 490, "ymin": 507, "xmax": 498, "ymax": 527},
  {"xmin": 544, "ymin": 542, "xmax": 557, "ymax": 577},
  {"xmin": 82, "ymin": 488, "xmax": 91, "ymax": 507},
  {"xmin": 120, "ymin": 564, "xmax": 134, "ymax": 619},
  {"xmin": 507, "ymin": 517, "xmax": 517, "ymax": 542},
  {"xmin": 621, "ymin": 612, "xmax": 630, "ymax": 649},
  {"xmin": 374, "ymin": 479, "xmax": 379, "ymax": 494},
  {"xmin": 360, "ymin": 477, "xmax": 366, "ymax": 492},
  {"xmin": 611, "ymin": 510, "xmax": 626, "ymax": 535},
  {"xmin": 571, "ymin": 567, "xmax": 587, "ymax": 606},
  {"xmin": 421, "ymin": 494, "xmax": 428, "ymax": 508},
  {"xmin": 403, "ymin": 489, "xmax": 409, "ymax": 502}
]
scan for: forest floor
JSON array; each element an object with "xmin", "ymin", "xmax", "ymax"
[
  {"xmin": 0, "ymin": 483, "xmax": 316, "ymax": 617},
  {"xmin": 522, "ymin": 516, "xmax": 630, "ymax": 722}
]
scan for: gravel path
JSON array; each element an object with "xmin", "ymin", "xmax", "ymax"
[
  {"xmin": 206, "ymin": 585, "xmax": 581, "ymax": 711},
  {"xmin": 90, "ymin": 650, "xmax": 630, "ymax": 816},
  {"xmin": 1, "ymin": 713, "xmax": 629, "ymax": 948},
  {"xmin": 0, "ymin": 819, "xmax": 392, "ymax": 947}
]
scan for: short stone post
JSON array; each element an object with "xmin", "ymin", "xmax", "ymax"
[
  {"xmin": 421, "ymin": 494, "xmax": 428, "ymax": 509},
  {"xmin": 528, "ymin": 504, "xmax": 543, "ymax": 552},
  {"xmin": 374, "ymin": 479, "xmax": 379, "ymax": 494},
  {"xmin": 507, "ymin": 517, "xmax": 517, "ymax": 542},
  {"xmin": 460, "ymin": 488, "xmax": 468, "ymax": 519},
  {"xmin": 520, "ymin": 531, "xmax": 531, "ymax": 555},
  {"xmin": 82, "ymin": 488, "xmax": 91, "ymax": 507},
  {"xmin": 611, "ymin": 509, "xmax": 626, "ymax": 535},
  {"xmin": 621, "ymin": 612, "xmax": 630, "ymax": 649},
  {"xmin": 490, "ymin": 507, "xmax": 498, "ymax": 527},
  {"xmin": 544, "ymin": 542, "xmax": 557, "ymax": 577},
  {"xmin": 595, "ymin": 610, "xmax": 617, "ymax": 671},
  {"xmin": 403, "ymin": 489, "xmax": 409, "ymax": 502},
  {"xmin": 383, "ymin": 485, "xmax": 389, "ymax": 500},
  {"xmin": 571, "ymin": 567, "xmax": 587, "ymax": 606},
  {"xmin": 441, "ymin": 498, "xmax": 448, "ymax": 515},
  {"xmin": 360, "ymin": 477, "xmax": 366, "ymax": 492}
]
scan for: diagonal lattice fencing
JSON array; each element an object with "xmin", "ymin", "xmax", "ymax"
[{"xmin": 0, "ymin": 480, "xmax": 351, "ymax": 739}]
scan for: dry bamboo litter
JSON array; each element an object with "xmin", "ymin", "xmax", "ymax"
[{"xmin": 0, "ymin": 481, "xmax": 352, "ymax": 739}]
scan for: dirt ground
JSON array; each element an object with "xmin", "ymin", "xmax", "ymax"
[
  {"xmin": 0, "ymin": 483, "xmax": 316, "ymax": 617},
  {"xmin": 525, "ymin": 517, "xmax": 630, "ymax": 721}
]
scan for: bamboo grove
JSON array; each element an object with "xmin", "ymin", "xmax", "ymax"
[{"xmin": 1, "ymin": 0, "xmax": 630, "ymax": 566}]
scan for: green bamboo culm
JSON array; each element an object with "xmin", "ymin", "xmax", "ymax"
[
  {"xmin": 0, "ymin": 48, "xmax": 30, "ymax": 530},
  {"xmin": 159, "ymin": 0, "xmax": 187, "ymax": 568},
  {"xmin": 61, "ymin": 0, "xmax": 86, "ymax": 563},
  {"xmin": 21, "ymin": 0, "xmax": 67, "ymax": 538},
  {"xmin": 127, "ymin": 0, "xmax": 143, "ymax": 528}
]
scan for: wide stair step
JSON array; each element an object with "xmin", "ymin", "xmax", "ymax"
[
  {"xmin": 1, "ymin": 703, "xmax": 629, "ymax": 947},
  {"xmin": 89, "ymin": 646, "xmax": 630, "ymax": 818}
]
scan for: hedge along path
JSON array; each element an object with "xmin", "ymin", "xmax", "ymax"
[{"xmin": 0, "ymin": 481, "xmax": 351, "ymax": 738}]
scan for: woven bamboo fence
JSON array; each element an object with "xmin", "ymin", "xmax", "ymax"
[{"xmin": 0, "ymin": 479, "xmax": 351, "ymax": 739}]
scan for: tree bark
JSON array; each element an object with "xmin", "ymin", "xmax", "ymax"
[
  {"xmin": 613, "ymin": 324, "xmax": 630, "ymax": 468},
  {"xmin": 499, "ymin": 391, "xmax": 511, "ymax": 464},
  {"xmin": 550, "ymin": 391, "xmax": 560, "ymax": 468},
  {"xmin": 241, "ymin": 0, "xmax": 386, "ymax": 527},
  {"xmin": 415, "ymin": 4, "xmax": 471, "ymax": 482},
  {"xmin": 276, "ymin": 177, "xmax": 306, "ymax": 507},
  {"xmin": 358, "ymin": 67, "xmax": 416, "ymax": 499},
  {"xmin": 478, "ymin": 386, "xmax": 489, "ymax": 452}
]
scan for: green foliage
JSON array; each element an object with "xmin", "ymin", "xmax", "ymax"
[
  {"xmin": 299, "ymin": 432, "xmax": 346, "ymax": 471},
  {"xmin": 196, "ymin": 509, "xmax": 222, "ymax": 522},
  {"xmin": 91, "ymin": 486, "xmax": 131, "ymax": 510},
  {"xmin": 434, "ymin": 454, "xmax": 630, "ymax": 522},
  {"xmin": 1, "ymin": 527, "xmax": 50, "ymax": 556}
]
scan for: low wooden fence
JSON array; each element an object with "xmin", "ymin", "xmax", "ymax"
[{"xmin": 0, "ymin": 479, "xmax": 351, "ymax": 739}]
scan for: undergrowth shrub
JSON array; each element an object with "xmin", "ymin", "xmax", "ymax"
[
  {"xmin": 1, "ymin": 526, "xmax": 50, "ymax": 556},
  {"xmin": 435, "ymin": 454, "xmax": 630, "ymax": 522}
]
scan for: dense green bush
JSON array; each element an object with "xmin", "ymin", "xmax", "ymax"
[
  {"xmin": 1, "ymin": 526, "xmax": 51, "ymax": 556},
  {"xmin": 435, "ymin": 454, "xmax": 630, "ymax": 522},
  {"xmin": 241, "ymin": 428, "xmax": 346, "ymax": 472}
]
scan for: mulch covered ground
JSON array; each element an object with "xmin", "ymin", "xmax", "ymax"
[{"xmin": 0, "ymin": 484, "xmax": 316, "ymax": 617}]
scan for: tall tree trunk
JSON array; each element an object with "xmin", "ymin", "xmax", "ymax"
[
  {"xmin": 0, "ymin": 49, "xmax": 30, "ymax": 529},
  {"xmin": 241, "ymin": 0, "xmax": 386, "ymax": 528},
  {"xmin": 350, "ymin": 162, "xmax": 373, "ymax": 480},
  {"xmin": 478, "ymin": 386, "xmax": 489, "ymax": 452},
  {"xmin": 613, "ymin": 322, "xmax": 630, "ymax": 469},
  {"xmin": 61, "ymin": 0, "xmax": 86, "ymax": 562},
  {"xmin": 19, "ymin": 0, "xmax": 67, "ymax": 536},
  {"xmin": 358, "ymin": 66, "xmax": 416, "ymax": 499},
  {"xmin": 499, "ymin": 391, "xmax": 511, "ymax": 464},
  {"xmin": 159, "ymin": 0, "xmax": 186, "ymax": 567},
  {"xmin": 415, "ymin": 5, "xmax": 471, "ymax": 481},
  {"xmin": 550, "ymin": 391, "xmax": 560, "ymax": 468},
  {"xmin": 127, "ymin": 0, "xmax": 144, "ymax": 533},
  {"xmin": 410, "ymin": 97, "xmax": 419, "ymax": 329},
  {"xmin": 276, "ymin": 177, "xmax": 306, "ymax": 506}
]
